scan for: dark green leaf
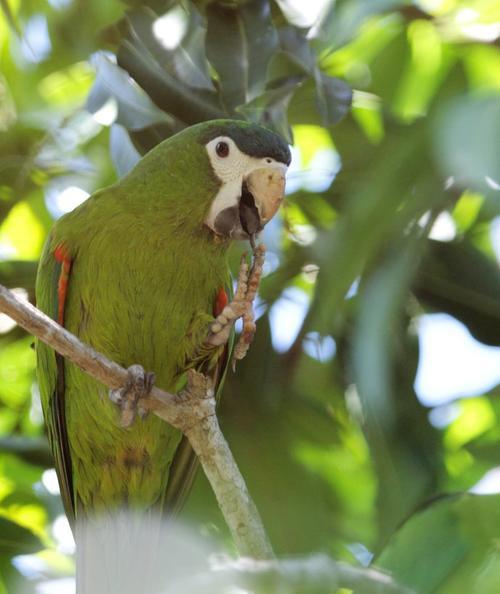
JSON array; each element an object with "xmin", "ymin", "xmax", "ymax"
[
  {"xmin": 277, "ymin": 26, "xmax": 315, "ymax": 74},
  {"xmin": 353, "ymin": 235, "xmax": 442, "ymax": 543},
  {"xmin": 415, "ymin": 239, "xmax": 500, "ymax": 346},
  {"xmin": 0, "ymin": 437, "xmax": 53, "ymax": 468},
  {"xmin": 377, "ymin": 494, "xmax": 500, "ymax": 594},
  {"xmin": 174, "ymin": 13, "xmax": 214, "ymax": 91},
  {"xmin": 307, "ymin": 117, "xmax": 443, "ymax": 332},
  {"xmin": 128, "ymin": 122, "xmax": 182, "ymax": 155},
  {"xmin": 288, "ymin": 73, "xmax": 352, "ymax": 127},
  {"xmin": 0, "ymin": 261, "xmax": 37, "ymax": 292},
  {"xmin": 315, "ymin": 73, "xmax": 353, "ymax": 126},
  {"xmin": 237, "ymin": 77, "xmax": 300, "ymax": 142},
  {"xmin": 0, "ymin": 517, "xmax": 43, "ymax": 555},
  {"xmin": 117, "ymin": 39, "xmax": 225, "ymax": 124},
  {"xmin": 87, "ymin": 52, "xmax": 172, "ymax": 130},
  {"xmin": 205, "ymin": 0, "xmax": 278, "ymax": 110},
  {"xmin": 434, "ymin": 95, "xmax": 500, "ymax": 196}
]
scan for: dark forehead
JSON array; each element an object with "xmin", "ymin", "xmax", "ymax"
[{"xmin": 199, "ymin": 121, "xmax": 291, "ymax": 166}]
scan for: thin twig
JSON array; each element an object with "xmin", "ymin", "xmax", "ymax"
[{"xmin": 0, "ymin": 283, "xmax": 273, "ymax": 560}]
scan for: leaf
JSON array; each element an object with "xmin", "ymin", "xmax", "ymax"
[
  {"xmin": 237, "ymin": 77, "xmax": 300, "ymax": 142},
  {"xmin": 376, "ymin": 494, "xmax": 500, "ymax": 594},
  {"xmin": 352, "ymin": 233, "xmax": 443, "ymax": 543},
  {"xmin": 315, "ymin": 0, "xmax": 410, "ymax": 50},
  {"xmin": 205, "ymin": 0, "xmax": 278, "ymax": 111},
  {"xmin": 288, "ymin": 72, "xmax": 352, "ymax": 127},
  {"xmin": 0, "ymin": 516, "xmax": 43, "ymax": 555},
  {"xmin": 277, "ymin": 26, "xmax": 316, "ymax": 74},
  {"xmin": 306, "ymin": 117, "xmax": 442, "ymax": 332},
  {"xmin": 414, "ymin": 239, "xmax": 500, "ymax": 346},
  {"xmin": 86, "ymin": 52, "xmax": 172, "ymax": 130},
  {"xmin": 173, "ymin": 16, "xmax": 215, "ymax": 91},
  {"xmin": 0, "ymin": 0, "xmax": 21, "ymax": 38},
  {"xmin": 109, "ymin": 124, "xmax": 141, "ymax": 177},
  {"xmin": 0, "ymin": 260, "xmax": 37, "ymax": 292},
  {"xmin": 117, "ymin": 39, "xmax": 225, "ymax": 124},
  {"xmin": 128, "ymin": 122, "xmax": 183, "ymax": 155},
  {"xmin": 434, "ymin": 95, "xmax": 500, "ymax": 196},
  {"xmin": 315, "ymin": 73, "xmax": 353, "ymax": 126},
  {"xmin": 0, "ymin": 437, "xmax": 53, "ymax": 468}
]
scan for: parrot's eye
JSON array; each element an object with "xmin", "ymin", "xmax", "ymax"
[{"xmin": 216, "ymin": 142, "xmax": 230, "ymax": 158}]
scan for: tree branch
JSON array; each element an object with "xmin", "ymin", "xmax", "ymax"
[
  {"xmin": 166, "ymin": 554, "xmax": 416, "ymax": 594},
  {"xmin": 0, "ymin": 283, "xmax": 273, "ymax": 560}
]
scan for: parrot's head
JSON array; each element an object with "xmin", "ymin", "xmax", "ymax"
[{"xmin": 198, "ymin": 120, "xmax": 291, "ymax": 242}]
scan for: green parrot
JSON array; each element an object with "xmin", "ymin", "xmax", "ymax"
[{"xmin": 35, "ymin": 120, "xmax": 290, "ymax": 588}]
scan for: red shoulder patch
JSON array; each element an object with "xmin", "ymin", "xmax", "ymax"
[
  {"xmin": 54, "ymin": 243, "xmax": 72, "ymax": 326},
  {"xmin": 214, "ymin": 286, "xmax": 228, "ymax": 317}
]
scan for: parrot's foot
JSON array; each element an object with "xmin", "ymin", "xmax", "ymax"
[
  {"xmin": 207, "ymin": 243, "xmax": 266, "ymax": 369},
  {"xmin": 109, "ymin": 364, "xmax": 156, "ymax": 428}
]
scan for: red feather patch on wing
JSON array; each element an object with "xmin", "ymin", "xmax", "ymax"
[
  {"xmin": 213, "ymin": 286, "xmax": 228, "ymax": 317},
  {"xmin": 54, "ymin": 243, "xmax": 72, "ymax": 326}
]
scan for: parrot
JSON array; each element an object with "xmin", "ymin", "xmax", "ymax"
[{"xmin": 35, "ymin": 119, "xmax": 290, "ymax": 591}]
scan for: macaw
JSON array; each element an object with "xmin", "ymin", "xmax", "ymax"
[{"xmin": 35, "ymin": 119, "xmax": 290, "ymax": 588}]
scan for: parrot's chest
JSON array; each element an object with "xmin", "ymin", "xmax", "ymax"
[
  {"xmin": 66, "ymin": 228, "xmax": 227, "ymax": 391},
  {"xmin": 58, "ymin": 229, "xmax": 228, "ymax": 509}
]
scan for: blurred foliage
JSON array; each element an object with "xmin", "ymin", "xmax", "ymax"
[{"xmin": 0, "ymin": 0, "xmax": 499, "ymax": 592}]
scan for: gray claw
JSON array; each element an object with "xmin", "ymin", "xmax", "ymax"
[{"xmin": 109, "ymin": 364, "xmax": 155, "ymax": 428}]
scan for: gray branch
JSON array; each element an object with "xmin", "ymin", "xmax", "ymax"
[
  {"xmin": 0, "ymin": 283, "xmax": 273, "ymax": 559},
  {"xmin": 165, "ymin": 554, "xmax": 415, "ymax": 594}
]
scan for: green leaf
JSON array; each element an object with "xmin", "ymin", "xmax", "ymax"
[
  {"xmin": 376, "ymin": 494, "xmax": 500, "ymax": 594},
  {"xmin": 316, "ymin": 0, "xmax": 410, "ymax": 50},
  {"xmin": 87, "ymin": 52, "xmax": 172, "ymax": 130},
  {"xmin": 117, "ymin": 39, "xmax": 225, "ymax": 124},
  {"xmin": 288, "ymin": 73, "xmax": 352, "ymax": 127},
  {"xmin": 109, "ymin": 124, "xmax": 141, "ymax": 177},
  {"xmin": 0, "ymin": 516, "xmax": 43, "ymax": 555},
  {"xmin": 414, "ymin": 239, "xmax": 500, "ymax": 346},
  {"xmin": 352, "ymin": 234, "xmax": 442, "ymax": 543},
  {"xmin": 0, "ymin": 437, "xmax": 53, "ymax": 468},
  {"xmin": 307, "ymin": 117, "xmax": 442, "ymax": 331},
  {"xmin": 205, "ymin": 0, "xmax": 278, "ymax": 111},
  {"xmin": 128, "ymin": 122, "xmax": 181, "ymax": 154},
  {"xmin": 237, "ymin": 77, "xmax": 300, "ymax": 142},
  {"xmin": 315, "ymin": 73, "xmax": 353, "ymax": 126},
  {"xmin": 174, "ymin": 12, "xmax": 215, "ymax": 92},
  {"xmin": 434, "ymin": 95, "xmax": 500, "ymax": 196},
  {"xmin": 277, "ymin": 26, "xmax": 316, "ymax": 74},
  {"xmin": 0, "ymin": 260, "xmax": 37, "ymax": 292},
  {"xmin": 0, "ymin": 0, "xmax": 21, "ymax": 38}
]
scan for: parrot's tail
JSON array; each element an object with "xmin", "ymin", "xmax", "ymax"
[
  {"xmin": 75, "ymin": 511, "xmax": 165, "ymax": 594},
  {"xmin": 74, "ymin": 510, "xmax": 212, "ymax": 594}
]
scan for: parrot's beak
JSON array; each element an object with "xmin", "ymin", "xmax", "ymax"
[
  {"xmin": 232, "ymin": 163, "xmax": 286, "ymax": 239},
  {"xmin": 206, "ymin": 161, "xmax": 287, "ymax": 241},
  {"xmin": 240, "ymin": 165, "xmax": 287, "ymax": 233}
]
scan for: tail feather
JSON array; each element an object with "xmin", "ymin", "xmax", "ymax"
[{"xmin": 75, "ymin": 512, "xmax": 169, "ymax": 594}]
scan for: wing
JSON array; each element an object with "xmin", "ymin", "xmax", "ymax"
[
  {"xmin": 35, "ymin": 236, "xmax": 75, "ymax": 523},
  {"xmin": 162, "ymin": 283, "xmax": 234, "ymax": 514}
]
